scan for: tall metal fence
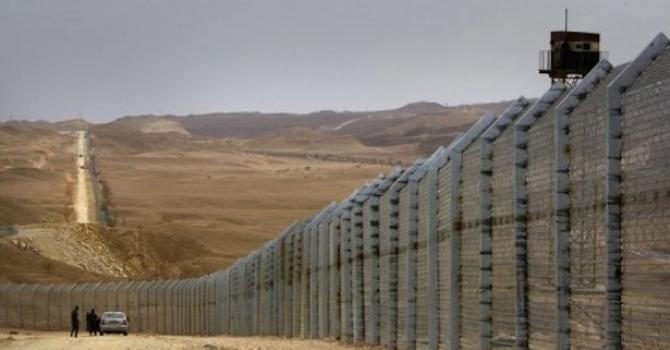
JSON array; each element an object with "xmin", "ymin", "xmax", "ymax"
[{"xmin": 2, "ymin": 33, "xmax": 670, "ymax": 350}]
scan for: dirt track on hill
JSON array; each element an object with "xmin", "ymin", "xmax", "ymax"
[{"xmin": 0, "ymin": 329, "xmax": 383, "ymax": 350}]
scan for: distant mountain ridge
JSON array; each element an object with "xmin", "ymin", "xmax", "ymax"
[
  {"xmin": 113, "ymin": 100, "xmax": 510, "ymax": 155},
  {"xmin": 3, "ymin": 100, "xmax": 513, "ymax": 158}
]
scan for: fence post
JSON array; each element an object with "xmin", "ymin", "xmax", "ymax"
[
  {"xmin": 449, "ymin": 151, "xmax": 462, "ymax": 350},
  {"xmin": 310, "ymin": 224, "xmax": 319, "ymax": 339},
  {"xmin": 554, "ymin": 95, "xmax": 572, "ymax": 350},
  {"xmin": 480, "ymin": 130, "xmax": 494, "ymax": 350},
  {"xmin": 426, "ymin": 167, "xmax": 439, "ymax": 350}
]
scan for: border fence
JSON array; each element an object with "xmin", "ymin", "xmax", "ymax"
[{"xmin": 2, "ymin": 33, "xmax": 670, "ymax": 350}]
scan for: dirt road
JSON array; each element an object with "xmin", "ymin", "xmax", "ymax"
[
  {"xmin": 75, "ymin": 131, "xmax": 93, "ymax": 224},
  {"xmin": 0, "ymin": 329, "xmax": 383, "ymax": 350}
]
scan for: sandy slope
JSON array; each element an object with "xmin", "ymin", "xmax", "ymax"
[{"xmin": 0, "ymin": 329, "xmax": 383, "ymax": 350}]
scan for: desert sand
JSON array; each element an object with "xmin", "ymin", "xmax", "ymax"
[{"xmin": 0, "ymin": 328, "xmax": 383, "ymax": 350}]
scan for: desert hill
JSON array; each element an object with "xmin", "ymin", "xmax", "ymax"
[
  {"xmin": 109, "ymin": 100, "xmax": 512, "ymax": 160},
  {"xmin": 243, "ymin": 127, "xmax": 368, "ymax": 153}
]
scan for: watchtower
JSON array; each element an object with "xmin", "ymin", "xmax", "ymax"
[{"xmin": 539, "ymin": 10, "xmax": 605, "ymax": 84}]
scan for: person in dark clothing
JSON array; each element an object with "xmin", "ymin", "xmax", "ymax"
[
  {"xmin": 70, "ymin": 306, "xmax": 79, "ymax": 338},
  {"xmin": 86, "ymin": 310, "xmax": 92, "ymax": 335},
  {"xmin": 90, "ymin": 309, "xmax": 99, "ymax": 336}
]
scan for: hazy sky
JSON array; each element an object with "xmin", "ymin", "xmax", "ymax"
[{"xmin": 1, "ymin": 0, "xmax": 669, "ymax": 122}]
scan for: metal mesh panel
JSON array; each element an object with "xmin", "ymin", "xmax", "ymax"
[
  {"xmin": 416, "ymin": 175, "xmax": 430, "ymax": 350},
  {"xmin": 318, "ymin": 221, "xmax": 330, "ymax": 339},
  {"xmin": 437, "ymin": 162, "xmax": 453, "ymax": 350},
  {"xmin": 45, "ymin": 285, "xmax": 60, "ymax": 330},
  {"xmin": 621, "ymin": 47, "xmax": 670, "ymax": 350},
  {"xmin": 351, "ymin": 204, "xmax": 365, "ymax": 343},
  {"xmin": 460, "ymin": 141, "xmax": 483, "ymax": 350},
  {"xmin": 328, "ymin": 218, "xmax": 341, "ymax": 339},
  {"xmin": 292, "ymin": 228, "xmax": 303, "ymax": 337},
  {"xmin": 150, "ymin": 281, "xmax": 160, "ymax": 333},
  {"xmin": 301, "ymin": 226, "xmax": 311, "ymax": 338},
  {"xmin": 0, "ymin": 284, "xmax": 8, "ymax": 328},
  {"xmin": 363, "ymin": 197, "xmax": 380, "ymax": 345},
  {"xmin": 163, "ymin": 281, "xmax": 176, "ymax": 334},
  {"xmin": 282, "ymin": 232, "xmax": 294, "ymax": 336},
  {"xmin": 525, "ymin": 102, "xmax": 559, "ymax": 348},
  {"xmin": 252, "ymin": 254, "xmax": 262, "ymax": 335},
  {"xmin": 379, "ymin": 188, "xmax": 399, "ymax": 348},
  {"xmin": 220, "ymin": 273, "xmax": 229, "ymax": 335},
  {"xmin": 489, "ymin": 125, "xmax": 518, "ymax": 347},
  {"xmin": 397, "ymin": 182, "xmax": 417, "ymax": 350},
  {"xmin": 159, "ymin": 281, "xmax": 170, "ymax": 334},
  {"xmin": 340, "ymin": 211, "xmax": 353, "ymax": 342},
  {"xmin": 34, "ymin": 284, "xmax": 49, "ymax": 330},
  {"xmin": 230, "ymin": 264, "xmax": 242, "ymax": 335},
  {"xmin": 139, "ymin": 282, "xmax": 151, "ymax": 332},
  {"xmin": 259, "ymin": 248, "xmax": 268, "ymax": 335},
  {"xmin": 568, "ymin": 65, "xmax": 626, "ymax": 348},
  {"xmin": 309, "ymin": 225, "xmax": 319, "ymax": 339}
]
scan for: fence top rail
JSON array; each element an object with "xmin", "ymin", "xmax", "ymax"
[
  {"xmin": 372, "ymin": 166, "xmax": 404, "ymax": 196},
  {"xmin": 555, "ymin": 59, "xmax": 613, "ymax": 115},
  {"xmin": 387, "ymin": 158, "xmax": 425, "ymax": 194},
  {"xmin": 514, "ymin": 83, "xmax": 567, "ymax": 130},
  {"xmin": 607, "ymin": 32, "xmax": 670, "ymax": 103},
  {"xmin": 303, "ymin": 201, "xmax": 339, "ymax": 231},
  {"xmin": 482, "ymin": 96, "xmax": 531, "ymax": 142},
  {"xmin": 452, "ymin": 112, "xmax": 497, "ymax": 154},
  {"xmin": 353, "ymin": 173, "xmax": 389, "ymax": 204},
  {"xmin": 410, "ymin": 144, "xmax": 456, "ymax": 182},
  {"xmin": 276, "ymin": 220, "xmax": 302, "ymax": 241}
]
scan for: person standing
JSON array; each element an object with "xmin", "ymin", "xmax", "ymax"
[
  {"xmin": 91, "ymin": 309, "xmax": 100, "ymax": 336},
  {"xmin": 70, "ymin": 306, "xmax": 79, "ymax": 338},
  {"xmin": 86, "ymin": 310, "xmax": 92, "ymax": 335}
]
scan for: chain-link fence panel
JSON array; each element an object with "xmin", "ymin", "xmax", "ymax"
[
  {"xmin": 491, "ymin": 127, "xmax": 516, "ymax": 345},
  {"xmin": 397, "ymin": 178, "xmax": 418, "ymax": 350},
  {"xmin": 363, "ymin": 193, "xmax": 379, "ymax": 345},
  {"xmin": 380, "ymin": 169, "xmax": 407, "ymax": 349},
  {"xmin": 317, "ymin": 219, "xmax": 330, "ymax": 339},
  {"xmin": 621, "ymin": 43, "xmax": 670, "ymax": 350},
  {"xmin": 45, "ymin": 284, "xmax": 59, "ymax": 330},
  {"xmin": 327, "ymin": 214, "xmax": 341, "ymax": 340},
  {"xmin": 437, "ymin": 160, "xmax": 454, "ymax": 350},
  {"xmin": 33, "ymin": 284, "xmax": 49, "ymax": 330},
  {"xmin": 415, "ymin": 169, "xmax": 430, "ymax": 350},
  {"xmin": 350, "ymin": 201, "xmax": 365, "ymax": 344},
  {"xmin": 339, "ymin": 205, "xmax": 353, "ymax": 343},
  {"xmin": 459, "ymin": 139, "xmax": 483, "ymax": 350},
  {"xmin": 291, "ymin": 227, "xmax": 303, "ymax": 338},
  {"xmin": 300, "ymin": 223, "xmax": 311, "ymax": 339},
  {"xmin": 281, "ymin": 228, "xmax": 294, "ymax": 337},
  {"xmin": 568, "ymin": 64, "xmax": 626, "ymax": 349},
  {"xmin": 524, "ymin": 94, "xmax": 565, "ymax": 348},
  {"xmin": 485, "ymin": 102, "xmax": 527, "ymax": 348}
]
